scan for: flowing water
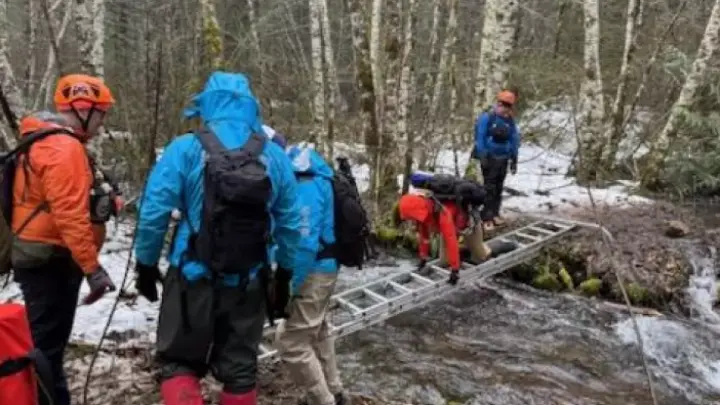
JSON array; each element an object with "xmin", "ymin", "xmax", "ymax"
[{"xmin": 329, "ymin": 257, "xmax": 720, "ymax": 405}]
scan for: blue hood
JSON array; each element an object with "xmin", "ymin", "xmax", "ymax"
[
  {"xmin": 183, "ymin": 71, "xmax": 264, "ymax": 133},
  {"xmin": 286, "ymin": 144, "xmax": 334, "ymax": 179}
]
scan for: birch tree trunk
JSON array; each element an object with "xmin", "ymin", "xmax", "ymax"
[
  {"xmin": 75, "ymin": 0, "xmax": 103, "ymax": 76},
  {"xmin": 199, "ymin": 0, "xmax": 223, "ymax": 73},
  {"xmin": 482, "ymin": 0, "xmax": 519, "ymax": 108},
  {"xmin": 369, "ymin": 0, "xmax": 385, "ymax": 214},
  {"xmin": 574, "ymin": 0, "xmax": 605, "ymax": 182},
  {"xmin": 319, "ymin": 0, "xmax": 344, "ymax": 116},
  {"xmin": 400, "ymin": 0, "xmax": 417, "ymax": 194},
  {"xmin": 641, "ymin": 0, "xmax": 720, "ymax": 188},
  {"xmin": 25, "ymin": 0, "xmax": 37, "ymax": 98},
  {"xmin": 473, "ymin": 0, "xmax": 496, "ymax": 115},
  {"xmin": 0, "ymin": 0, "xmax": 24, "ymax": 149},
  {"xmin": 34, "ymin": 0, "xmax": 73, "ymax": 110},
  {"xmin": 91, "ymin": 0, "xmax": 105, "ymax": 77},
  {"xmin": 309, "ymin": 0, "xmax": 326, "ymax": 150},
  {"xmin": 600, "ymin": 0, "xmax": 644, "ymax": 170}
]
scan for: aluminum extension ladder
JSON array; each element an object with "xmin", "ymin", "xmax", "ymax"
[{"xmin": 258, "ymin": 217, "xmax": 578, "ymax": 360}]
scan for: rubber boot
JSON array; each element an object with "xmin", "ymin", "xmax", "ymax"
[
  {"xmin": 160, "ymin": 375, "xmax": 203, "ymax": 405},
  {"xmin": 219, "ymin": 389, "xmax": 257, "ymax": 405}
]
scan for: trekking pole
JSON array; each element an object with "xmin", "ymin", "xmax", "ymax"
[{"xmin": 81, "ymin": 38, "xmax": 164, "ymax": 405}]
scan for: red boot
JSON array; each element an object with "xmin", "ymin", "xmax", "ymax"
[
  {"xmin": 160, "ymin": 375, "xmax": 204, "ymax": 405},
  {"xmin": 219, "ymin": 389, "xmax": 257, "ymax": 405}
]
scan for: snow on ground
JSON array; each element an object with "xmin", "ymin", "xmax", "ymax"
[{"xmin": 0, "ymin": 106, "xmax": 654, "ymax": 346}]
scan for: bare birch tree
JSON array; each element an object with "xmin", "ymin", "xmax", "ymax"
[
  {"xmin": 310, "ymin": 0, "xmax": 326, "ymax": 150},
  {"xmin": 600, "ymin": 0, "xmax": 645, "ymax": 170},
  {"xmin": 319, "ymin": 0, "xmax": 339, "ymax": 158},
  {"xmin": 399, "ymin": 0, "xmax": 417, "ymax": 194},
  {"xmin": 575, "ymin": 0, "xmax": 605, "ymax": 181},
  {"xmin": 641, "ymin": 0, "xmax": 720, "ymax": 187},
  {"xmin": 0, "ymin": 0, "xmax": 27, "ymax": 148}
]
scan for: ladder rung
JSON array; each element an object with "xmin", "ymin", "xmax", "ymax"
[
  {"xmin": 429, "ymin": 264, "xmax": 451, "ymax": 276},
  {"xmin": 499, "ymin": 237, "xmax": 524, "ymax": 246},
  {"xmin": 362, "ymin": 288, "xmax": 389, "ymax": 303},
  {"xmin": 388, "ymin": 281, "xmax": 411, "ymax": 293},
  {"xmin": 409, "ymin": 272, "xmax": 434, "ymax": 285},
  {"xmin": 336, "ymin": 297, "xmax": 362, "ymax": 314},
  {"xmin": 515, "ymin": 231, "xmax": 541, "ymax": 241},
  {"xmin": 528, "ymin": 225, "xmax": 556, "ymax": 236}
]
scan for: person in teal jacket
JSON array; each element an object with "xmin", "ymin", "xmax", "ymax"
[
  {"xmin": 274, "ymin": 142, "xmax": 346, "ymax": 405},
  {"xmin": 132, "ymin": 72, "xmax": 313, "ymax": 405}
]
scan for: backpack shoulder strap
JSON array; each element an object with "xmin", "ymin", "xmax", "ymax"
[
  {"xmin": 194, "ymin": 127, "xmax": 226, "ymax": 154},
  {"xmin": 1, "ymin": 127, "xmax": 76, "ymax": 164},
  {"xmin": 242, "ymin": 133, "xmax": 266, "ymax": 157}
]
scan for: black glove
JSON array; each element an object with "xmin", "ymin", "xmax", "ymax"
[
  {"xmin": 82, "ymin": 266, "xmax": 117, "ymax": 305},
  {"xmin": 447, "ymin": 271, "xmax": 459, "ymax": 286},
  {"xmin": 509, "ymin": 159, "xmax": 517, "ymax": 175},
  {"xmin": 271, "ymin": 267, "xmax": 293, "ymax": 319},
  {"xmin": 135, "ymin": 262, "xmax": 163, "ymax": 302}
]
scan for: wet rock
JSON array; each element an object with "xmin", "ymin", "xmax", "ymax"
[
  {"xmin": 665, "ymin": 220, "xmax": 689, "ymax": 238},
  {"xmin": 403, "ymin": 385, "xmax": 445, "ymax": 405}
]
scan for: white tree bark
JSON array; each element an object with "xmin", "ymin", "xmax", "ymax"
[
  {"xmin": 74, "ymin": 0, "xmax": 103, "ymax": 76},
  {"xmin": 429, "ymin": 0, "xmax": 457, "ymax": 135},
  {"xmin": 473, "ymin": 0, "xmax": 496, "ymax": 115},
  {"xmin": 0, "ymin": 0, "xmax": 26, "ymax": 149},
  {"xmin": 246, "ymin": 0, "xmax": 260, "ymax": 54},
  {"xmin": 399, "ymin": 0, "xmax": 416, "ymax": 193},
  {"xmin": 482, "ymin": 0, "xmax": 519, "ymax": 108},
  {"xmin": 319, "ymin": 0, "xmax": 343, "ymax": 114},
  {"xmin": 575, "ymin": 0, "xmax": 605, "ymax": 179},
  {"xmin": 642, "ymin": 0, "xmax": 720, "ymax": 185},
  {"xmin": 473, "ymin": 0, "xmax": 519, "ymax": 113},
  {"xmin": 34, "ymin": 0, "xmax": 73, "ymax": 110},
  {"xmin": 309, "ymin": 0, "xmax": 326, "ymax": 150},
  {"xmin": 91, "ymin": 0, "xmax": 105, "ymax": 77},
  {"xmin": 199, "ymin": 0, "xmax": 223, "ymax": 71},
  {"xmin": 25, "ymin": 0, "xmax": 37, "ymax": 98},
  {"xmin": 370, "ymin": 0, "xmax": 384, "ymax": 138},
  {"xmin": 600, "ymin": 0, "xmax": 644, "ymax": 168}
]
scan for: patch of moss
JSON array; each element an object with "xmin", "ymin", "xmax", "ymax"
[
  {"xmin": 579, "ymin": 278, "xmax": 602, "ymax": 296},
  {"xmin": 558, "ymin": 266, "xmax": 574, "ymax": 290},
  {"xmin": 375, "ymin": 226, "xmax": 400, "ymax": 244},
  {"xmin": 532, "ymin": 272, "xmax": 562, "ymax": 291},
  {"xmin": 625, "ymin": 283, "xmax": 650, "ymax": 305}
]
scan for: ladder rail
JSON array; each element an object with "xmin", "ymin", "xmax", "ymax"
[{"xmin": 259, "ymin": 219, "xmax": 577, "ymax": 361}]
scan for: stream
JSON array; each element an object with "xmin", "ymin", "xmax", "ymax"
[{"xmin": 328, "ymin": 253, "xmax": 720, "ymax": 405}]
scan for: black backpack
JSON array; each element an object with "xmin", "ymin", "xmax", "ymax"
[
  {"xmin": 323, "ymin": 171, "xmax": 371, "ymax": 268},
  {"xmin": 190, "ymin": 128, "xmax": 272, "ymax": 285},
  {"xmin": 420, "ymin": 174, "xmax": 486, "ymax": 209},
  {"xmin": 0, "ymin": 128, "xmax": 77, "ymax": 274}
]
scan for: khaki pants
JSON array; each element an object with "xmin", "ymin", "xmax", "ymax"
[
  {"xmin": 276, "ymin": 273, "xmax": 342, "ymax": 405},
  {"xmin": 438, "ymin": 223, "xmax": 491, "ymax": 266}
]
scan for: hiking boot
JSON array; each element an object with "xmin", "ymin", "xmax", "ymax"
[
  {"xmin": 493, "ymin": 216, "xmax": 506, "ymax": 226},
  {"xmin": 160, "ymin": 375, "xmax": 203, "ymax": 405}
]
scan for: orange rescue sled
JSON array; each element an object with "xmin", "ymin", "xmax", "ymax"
[{"xmin": 0, "ymin": 303, "xmax": 50, "ymax": 405}]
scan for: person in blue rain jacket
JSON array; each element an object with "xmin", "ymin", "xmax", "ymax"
[
  {"xmin": 131, "ymin": 71, "xmax": 313, "ymax": 405},
  {"xmin": 472, "ymin": 89, "xmax": 521, "ymax": 232},
  {"xmin": 273, "ymin": 143, "xmax": 346, "ymax": 405}
]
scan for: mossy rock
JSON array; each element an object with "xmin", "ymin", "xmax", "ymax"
[
  {"xmin": 579, "ymin": 278, "xmax": 602, "ymax": 296},
  {"xmin": 626, "ymin": 283, "xmax": 650, "ymax": 305},
  {"xmin": 532, "ymin": 272, "xmax": 562, "ymax": 291},
  {"xmin": 375, "ymin": 226, "xmax": 400, "ymax": 244}
]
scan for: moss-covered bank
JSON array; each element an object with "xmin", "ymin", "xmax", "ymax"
[{"xmin": 372, "ymin": 202, "xmax": 720, "ymax": 313}]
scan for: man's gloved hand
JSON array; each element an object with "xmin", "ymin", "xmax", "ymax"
[
  {"xmin": 82, "ymin": 266, "xmax": 117, "ymax": 305},
  {"xmin": 135, "ymin": 262, "xmax": 163, "ymax": 302},
  {"xmin": 509, "ymin": 159, "xmax": 517, "ymax": 175},
  {"xmin": 271, "ymin": 267, "xmax": 293, "ymax": 319},
  {"xmin": 447, "ymin": 271, "xmax": 459, "ymax": 286}
]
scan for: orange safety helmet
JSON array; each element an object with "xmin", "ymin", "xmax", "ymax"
[
  {"xmin": 496, "ymin": 90, "xmax": 517, "ymax": 106},
  {"xmin": 53, "ymin": 74, "xmax": 115, "ymax": 112}
]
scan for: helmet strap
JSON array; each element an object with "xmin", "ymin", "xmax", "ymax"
[{"xmin": 70, "ymin": 103, "xmax": 100, "ymax": 134}]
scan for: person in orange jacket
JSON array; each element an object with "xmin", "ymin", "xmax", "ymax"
[
  {"xmin": 394, "ymin": 193, "xmax": 492, "ymax": 285},
  {"xmin": 7, "ymin": 74, "xmax": 118, "ymax": 405}
]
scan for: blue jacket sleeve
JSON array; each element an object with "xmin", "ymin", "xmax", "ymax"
[
  {"xmin": 269, "ymin": 154, "xmax": 314, "ymax": 284},
  {"xmin": 134, "ymin": 139, "xmax": 186, "ymax": 267},
  {"xmin": 474, "ymin": 113, "xmax": 489, "ymax": 157},
  {"xmin": 510, "ymin": 123, "xmax": 521, "ymax": 161}
]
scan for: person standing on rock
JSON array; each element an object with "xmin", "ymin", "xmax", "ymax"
[
  {"xmin": 2, "ymin": 74, "xmax": 118, "ymax": 405},
  {"xmin": 471, "ymin": 89, "xmax": 521, "ymax": 232},
  {"xmin": 132, "ymin": 72, "xmax": 313, "ymax": 405},
  {"xmin": 273, "ymin": 143, "xmax": 347, "ymax": 405}
]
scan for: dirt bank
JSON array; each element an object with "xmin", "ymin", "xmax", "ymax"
[{"xmin": 373, "ymin": 201, "xmax": 720, "ymax": 313}]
